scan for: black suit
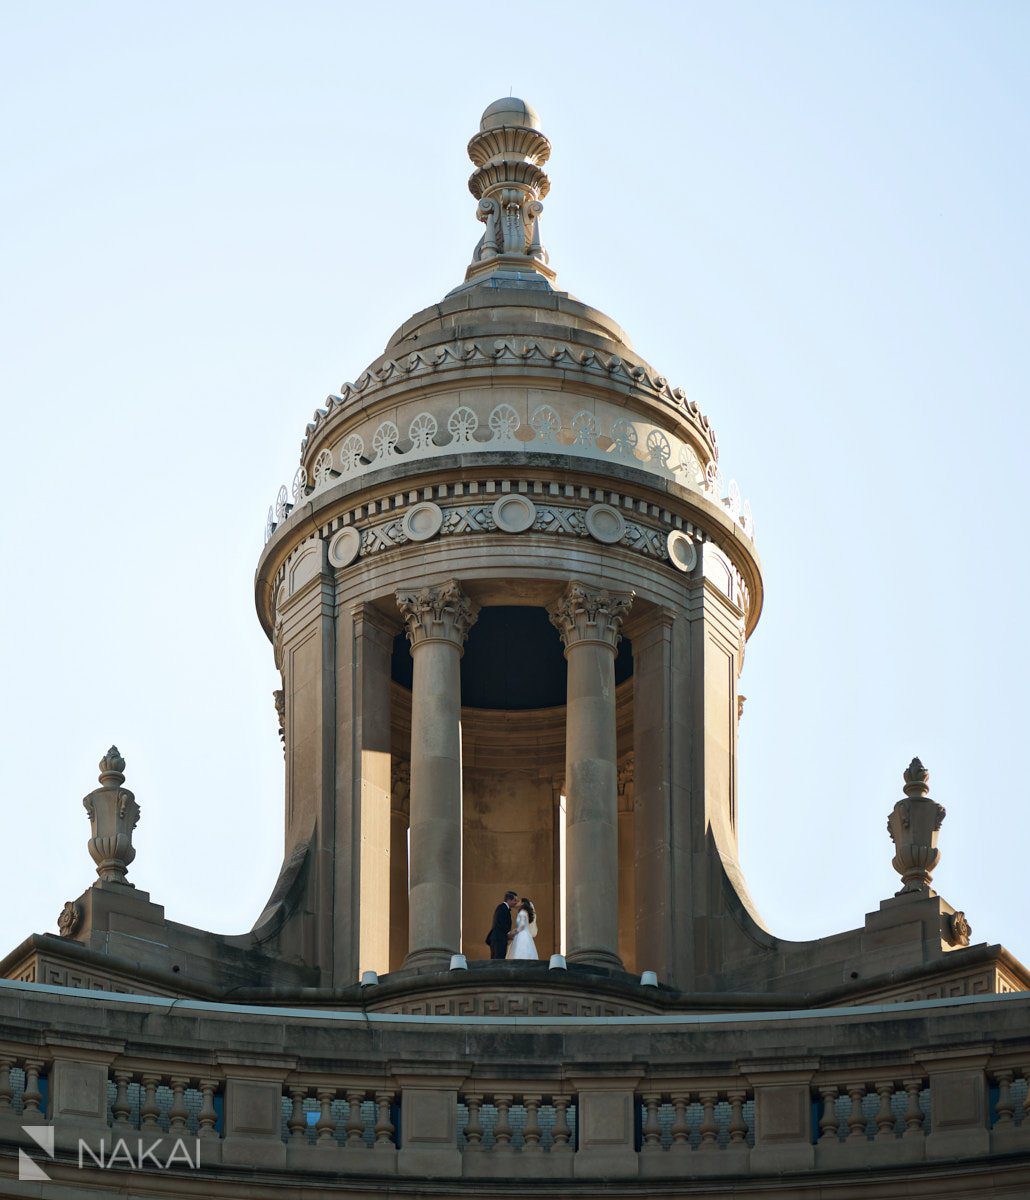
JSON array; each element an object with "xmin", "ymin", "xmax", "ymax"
[{"xmin": 486, "ymin": 902, "xmax": 512, "ymax": 959}]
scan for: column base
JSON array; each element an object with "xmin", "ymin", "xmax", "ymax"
[
  {"xmin": 566, "ymin": 948, "xmax": 624, "ymax": 971},
  {"xmin": 403, "ymin": 947, "xmax": 457, "ymax": 972}
]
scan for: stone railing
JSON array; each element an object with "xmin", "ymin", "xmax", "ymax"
[
  {"xmin": 1, "ymin": 981, "xmax": 1030, "ymax": 1193},
  {"xmin": 458, "ymin": 1091, "xmax": 575, "ymax": 1155},
  {"xmin": 263, "ymin": 398, "xmax": 755, "ymax": 547}
]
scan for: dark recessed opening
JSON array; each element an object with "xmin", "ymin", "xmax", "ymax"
[{"xmin": 391, "ymin": 605, "xmax": 633, "ymax": 710}]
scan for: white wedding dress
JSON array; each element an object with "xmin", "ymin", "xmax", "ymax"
[{"xmin": 507, "ymin": 909, "xmax": 538, "ymax": 960}]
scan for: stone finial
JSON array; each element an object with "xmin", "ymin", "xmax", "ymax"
[
  {"xmin": 887, "ymin": 757, "xmax": 946, "ymax": 896},
  {"xmin": 83, "ymin": 745, "xmax": 140, "ymax": 887},
  {"xmin": 465, "ymin": 97, "xmax": 556, "ymax": 284},
  {"xmin": 548, "ymin": 581, "xmax": 634, "ymax": 654},
  {"xmin": 396, "ymin": 580, "xmax": 479, "ymax": 651}
]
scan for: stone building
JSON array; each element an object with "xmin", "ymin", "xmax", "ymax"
[{"xmin": 1, "ymin": 98, "xmax": 1028, "ymax": 1197}]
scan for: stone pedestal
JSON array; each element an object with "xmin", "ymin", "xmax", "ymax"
[
  {"xmin": 550, "ymin": 582, "xmax": 633, "ymax": 969},
  {"xmin": 397, "ymin": 581, "xmax": 477, "ymax": 970}
]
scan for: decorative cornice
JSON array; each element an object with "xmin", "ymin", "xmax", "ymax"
[
  {"xmin": 396, "ymin": 580, "xmax": 479, "ymax": 652},
  {"xmin": 298, "ymin": 337, "xmax": 718, "ymax": 460},
  {"xmin": 549, "ymin": 581, "xmax": 634, "ymax": 655}
]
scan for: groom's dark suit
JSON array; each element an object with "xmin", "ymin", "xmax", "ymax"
[{"xmin": 486, "ymin": 902, "xmax": 512, "ymax": 959}]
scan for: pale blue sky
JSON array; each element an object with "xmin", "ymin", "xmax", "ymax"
[{"xmin": 1, "ymin": 2, "xmax": 1027, "ymax": 972}]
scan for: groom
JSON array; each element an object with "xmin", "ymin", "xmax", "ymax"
[{"xmin": 485, "ymin": 890, "xmax": 519, "ymax": 959}]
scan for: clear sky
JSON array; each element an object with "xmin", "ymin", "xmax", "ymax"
[{"xmin": 1, "ymin": 2, "xmax": 1027, "ymax": 973}]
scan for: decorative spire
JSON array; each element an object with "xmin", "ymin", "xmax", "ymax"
[
  {"xmin": 465, "ymin": 98, "xmax": 556, "ymax": 285},
  {"xmin": 886, "ymin": 756, "xmax": 946, "ymax": 896}
]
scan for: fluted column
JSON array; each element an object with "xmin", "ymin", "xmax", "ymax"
[
  {"xmin": 549, "ymin": 581, "xmax": 633, "ymax": 968},
  {"xmin": 396, "ymin": 580, "xmax": 478, "ymax": 969}
]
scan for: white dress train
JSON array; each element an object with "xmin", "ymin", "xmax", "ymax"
[{"xmin": 507, "ymin": 909, "xmax": 538, "ymax": 960}]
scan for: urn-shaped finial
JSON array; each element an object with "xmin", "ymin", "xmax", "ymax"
[
  {"xmin": 887, "ymin": 756, "xmax": 946, "ymax": 895},
  {"xmin": 83, "ymin": 745, "xmax": 140, "ymax": 886}
]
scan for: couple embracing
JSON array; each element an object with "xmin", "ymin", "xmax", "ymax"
[{"xmin": 485, "ymin": 890, "xmax": 538, "ymax": 960}]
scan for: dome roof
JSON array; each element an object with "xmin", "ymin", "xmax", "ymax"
[{"xmin": 479, "ymin": 97, "xmax": 541, "ymax": 132}]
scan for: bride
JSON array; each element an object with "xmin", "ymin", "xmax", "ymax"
[{"xmin": 506, "ymin": 898, "xmax": 538, "ymax": 960}]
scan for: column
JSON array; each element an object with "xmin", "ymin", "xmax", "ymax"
[
  {"xmin": 549, "ymin": 581, "xmax": 633, "ymax": 968},
  {"xmin": 341, "ymin": 603, "xmax": 396, "ymax": 983},
  {"xmin": 396, "ymin": 580, "xmax": 478, "ymax": 969},
  {"xmin": 627, "ymin": 609, "xmax": 676, "ymax": 983},
  {"xmin": 390, "ymin": 761, "xmax": 410, "ymax": 972}
]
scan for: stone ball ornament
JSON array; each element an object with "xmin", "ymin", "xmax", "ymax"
[{"xmin": 479, "ymin": 96, "xmax": 542, "ymax": 132}]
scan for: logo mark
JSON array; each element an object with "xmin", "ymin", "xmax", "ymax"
[{"xmin": 19, "ymin": 1125, "xmax": 54, "ymax": 1181}]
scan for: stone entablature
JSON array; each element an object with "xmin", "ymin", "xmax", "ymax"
[
  {"xmin": 258, "ymin": 466, "xmax": 757, "ymax": 641},
  {"xmin": 3, "ymin": 980, "xmax": 1030, "ymax": 1196}
]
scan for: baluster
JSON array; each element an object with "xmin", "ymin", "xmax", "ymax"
[
  {"xmin": 140, "ymin": 1074, "xmax": 161, "ymax": 1132},
  {"xmin": 551, "ymin": 1095, "xmax": 572, "ymax": 1153},
  {"xmin": 493, "ymin": 1094, "xmax": 514, "ymax": 1153},
  {"xmin": 198, "ymin": 1078, "xmax": 218, "ymax": 1138},
  {"xmin": 0, "ymin": 1058, "xmax": 13, "ymax": 1109},
  {"xmin": 315, "ymin": 1087, "xmax": 337, "ymax": 1147},
  {"xmin": 994, "ymin": 1070, "xmax": 1015, "ymax": 1127},
  {"xmin": 345, "ymin": 1089, "xmax": 366, "ymax": 1149},
  {"xmin": 168, "ymin": 1076, "xmax": 189, "ymax": 1136},
  {"xmin": 23, "ymin": 1060, "xmax": 43, "ymax": 1116},
  {"xmin": 669, "ymin": 1092, "xmax": 690, "ymax": 1150},
  {"xmin": 902, "ymin": 1078, "xmax": 925, "ymax": 1139},
  {"xmin": 287, "ymin": 1086, "xmax": 308, "ymax": 1141},
  {"xmin": 111, "ymin": 1070, "xmax": 132, "ymax": 1129},
  {"xmin": 698, "ymin": 1091, "xmax": 718, "ymax": 1150},
  {"xmin": 641, "ymin": 1092, "xmax": 662, "ymax": 1151},
  {"xmin": 818, "ymin": 1084, "xmax": 839, "ymax": 1142},
  {"xmin": 373, "ymin": 1090, "xmax": 395, "ymax": 1150},
  {"xmin": 874, "ymin": 1080, "xmax": 896, "ymax": 1140},
  {"xmin": 728, "ymin": 1088, "xmax": 748, "ymax": 1145},
  {"xmin": 846, "ymin": 1082, "xmax": 868, "ymax": 1142},
  {"xmin": 523, "ymin": 1094, "xmax": 542, "ymax": 1153},
  {"xmin": 463, "ymin": 1093, "xmax": 484, "ymax": 1150}
]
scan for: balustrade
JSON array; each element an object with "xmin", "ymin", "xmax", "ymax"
[
  {"xmin": 639, "ymin": 1087, "xmax": 754, "ymax": 1150},
  {"xmin": 0, "ymin": 1055, "xmax": 47, "ymax": 1118},
  {"xmin": 813, "ymin": 1076, "xmax": 929, "ymax": 1143},
  {"xmin": 6, "ymin": 1022, "xmax": 1027, "ymax": 1180},
  {"xmin": 991, "ymin": 1067, "xmax": 1030, "ymax": 1128},
  {"xmin": 458, "ymin": 1092, "xmax": 575, "ymax": 1154},
  {"xmin": 106, "ymin": 1066, "xmax": 223, "ymax": 1138},
  {"xmin": 281, "ymin": 1082, "xmax": 398, "ymax": 1150}
]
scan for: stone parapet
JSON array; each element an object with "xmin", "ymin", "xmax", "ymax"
[{"xmin": 1, "ymin": 979, "xmax": 1029, "ymax": 1195}]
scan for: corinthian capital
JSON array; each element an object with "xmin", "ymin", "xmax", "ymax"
[
  {"xmin": 549, "ymin": 581, "xmax": 634, "ymax": 654},
  {"xmin": 396, "ymin": 580, "xmax": 479, "ymax": 651}
]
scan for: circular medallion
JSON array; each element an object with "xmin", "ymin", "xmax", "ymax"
[
  {"xmin": 491, "ymin": 494, "xmax": 537, "ymax": 533},
  {"xmin": 584, "ymin": 503, "xmax": 627, "ymax": 545},
  {"xmin": 403, "ymin": 501, "xmax": 444, "ymax": 543},
  {"xmin": 328, "ymin": 527, "xmax": 361, "ymax": 568},
  {"xmin": 666, "ymin": 530, "xmax": 697, "ymax": 573}
]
